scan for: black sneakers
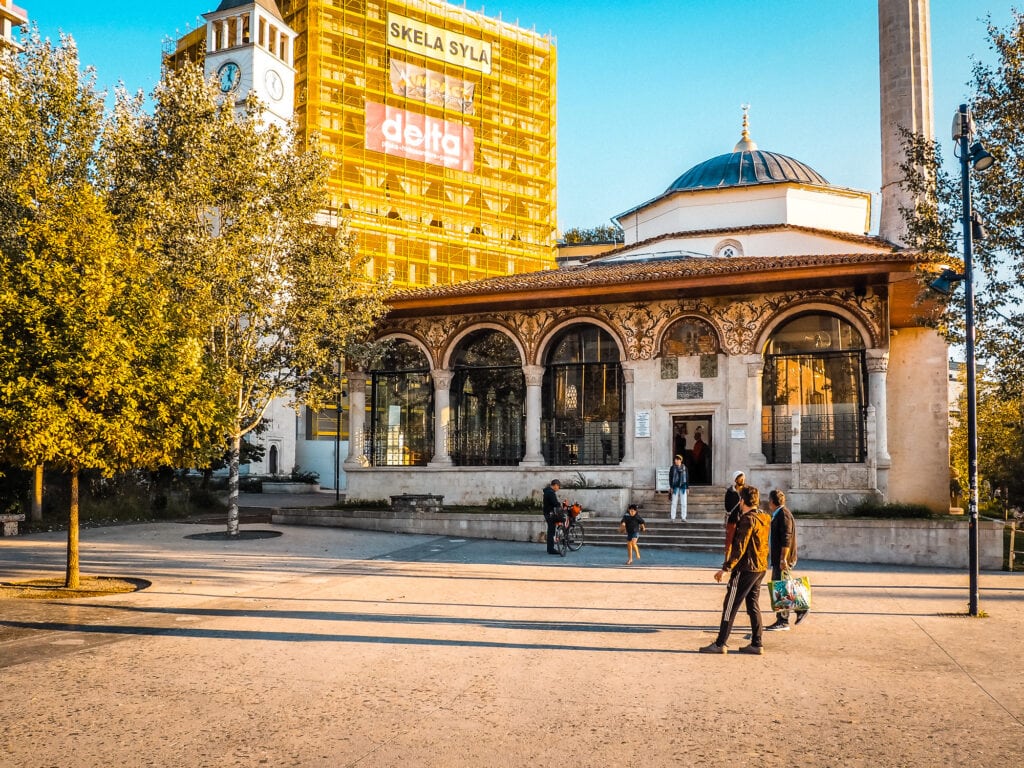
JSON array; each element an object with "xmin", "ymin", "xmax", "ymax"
[
  {"xmin": 764, "ymin": 620, "xmax": 790, "ymax": 632},
  {"xmin": 795, "ymin": 611, "xmax": 809, "ymax": 625}
]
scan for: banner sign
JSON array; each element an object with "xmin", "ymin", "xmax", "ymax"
[
  {"xmin": 365, "ymin": 102, "xmax": 474, "ymax": 172},
  {"xmin": 387, "ymin": 12, "xmax": 492, "ymax": 74},
  {"xmin": 390, "ymin": 60, "xmax": 475, "ymax": 114}
]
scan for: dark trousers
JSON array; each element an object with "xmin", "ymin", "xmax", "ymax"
[
  {"xmin": 771, "ymin": 564, "xmax": 808, "ymax": 623},
  {"xmin": 714, "ymin": 569, "xmax": 766, "ymax": 648},
  {"xmin": 544, "ymin": 512, "xmax": 558, "ymax": 552}
]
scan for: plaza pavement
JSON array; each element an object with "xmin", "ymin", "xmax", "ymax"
[{"xmin": 1, "ymin": 517, "xmax": 1022, "ymax": 768}]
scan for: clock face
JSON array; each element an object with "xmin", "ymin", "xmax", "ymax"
[
  {"xmin": 265, "ymin": 69, "xmax": 284, "ymax": 101},
  {"xmin": 217, "ymin": 61, "xmax": 241, "ymax": 94}
]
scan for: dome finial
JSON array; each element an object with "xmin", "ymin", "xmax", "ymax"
[{"xmin": 733, "ymin": 104, "xmax": 758, "ymax": 152}]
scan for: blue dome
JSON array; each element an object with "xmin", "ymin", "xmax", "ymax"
[{"xmin": 667, "ymin": 149, "xmax": 829, "ymax": 192}]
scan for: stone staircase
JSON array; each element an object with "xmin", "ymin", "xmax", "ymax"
[{"xmin": 580, "ymin": 486, "xmax": 726, "ymax": 553}]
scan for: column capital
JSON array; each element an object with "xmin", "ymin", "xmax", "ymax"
[
  {"xmin": 345, "ymin": 374, "xmax": 365, "ymax": 394},
  {"xmin": 866, "ymin": 349, "xmax": 889, "ymax": 374},
  {"xmin": 523, "ymin": 364, "xmax": 545, "ymax": 387},
  {"xmin": 431, "ymin": 368, "xmax": 453, "ymax": 389}
]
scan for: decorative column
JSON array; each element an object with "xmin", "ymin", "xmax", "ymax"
[
  {"xmin": 866, "ymin": 349, "xmax": 891, "ymax": 466},
  {"xmin": 621, "ymin": 365, "xmax": 636, "ymax": 464},
  {"xmin": 520, "ymin": 365, "xmax": 545, "ymax": 466},
  {"xmin": 745, "ymin": 355, "xmax": 767, "ymax": 466},
  {"xmin": 344, "ymin": 374, "xmax": 366, "ymax": 467},
  {"xmin": 428, "ymin": 369, "xmax": 453, "ymax": 466}
]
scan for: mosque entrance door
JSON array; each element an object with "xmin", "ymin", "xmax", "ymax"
[{"xmin": 671, "ymin": 415, "xmax": 712, "ymax": 486}]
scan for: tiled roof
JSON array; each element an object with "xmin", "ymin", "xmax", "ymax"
[{"xmin": 389, "ymin": 250, "xmax": 930, "ymax": 303}]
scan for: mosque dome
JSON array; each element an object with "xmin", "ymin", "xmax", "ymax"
[{"xmin": 666, "ymin": 111, "xmax": 829, "ymax": 192}]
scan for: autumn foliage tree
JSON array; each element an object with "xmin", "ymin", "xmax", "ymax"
[
  {"xmin": 104, "ymin": 61, "xmax": 388, "ymax": 535},
  {"xmin": 899, "ymin": 11, "xmax": 1024, "ymax": 507},
  {"xmin": 0, "ymin": 30, "xmax": 225, "ymax": 586}
]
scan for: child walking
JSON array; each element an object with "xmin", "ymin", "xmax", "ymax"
[{"xmin": 619, "ymin": 504, "xmax": 646, "ymax": 564}]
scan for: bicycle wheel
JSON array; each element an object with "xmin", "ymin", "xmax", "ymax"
[
  {"xmin": 555, "ymin": 525, "xmax": 567, "ymax": 556},
  {"xmin": 566, "ymin": 522, "xmax": 584, "ymax": 551}
]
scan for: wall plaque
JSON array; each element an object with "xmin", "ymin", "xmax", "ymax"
[
  {"xmin": 676, "ymin": 382, "xmax": 703, "ymax": 400},
  {"xmin": 700, "ymin": 354, "xmax": 718, "ymax": 378},
  {"xmin": 660, "ymin": 356, "xmax": 678, "ymax": 379}
]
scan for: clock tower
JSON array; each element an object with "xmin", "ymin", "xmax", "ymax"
[{"xmin": 203, "ymin": 0, "xmax": 295, "ymax": 129}]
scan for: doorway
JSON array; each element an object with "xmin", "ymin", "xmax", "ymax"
[{"xmin": 672, "ymin": 415, "xmax": 712, "ymax": 486}]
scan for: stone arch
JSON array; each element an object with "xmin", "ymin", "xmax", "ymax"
[
  {"xmin": 372, "ymin": 332, "xmax": 436, "ymax": 370},
  {"xmin": 657, "ymin": 313, "xmax": 723, "ymax": 357},
  {"xmin": 534, "ymin": 316, "xmax": 627, "ymax": 367},
  {"xmin": 441, "ymin": 322, "xmax": 526, "ymax": 370},
  {"xmin": 755, "ymin": 300, "xmax": 878, "ymax": 353}
]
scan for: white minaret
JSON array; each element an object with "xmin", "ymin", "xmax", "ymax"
[
  {"xmin": 878, "ymin": 0, "xmax": 934, "ymax": 246},
  {"xmin": 203, "ymin": 0, "xmax": 296, "ymax": 130}
]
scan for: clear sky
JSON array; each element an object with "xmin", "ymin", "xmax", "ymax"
[{"xmin": 27, "ymin": 1, "xmax": 1013, "ymax": 233}]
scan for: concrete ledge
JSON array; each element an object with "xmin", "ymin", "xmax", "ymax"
[
  {"xmin": 799, "ymin": 518, "xmax": 1003, "ymax": 570},
  {"xmin": 262, "ymin": 482, "xmax": 320, "ymax": 494},
  {"xmin": 274, "ymin": 509, "xmax": 1006, "ymax": 569},
  {"xmin": 273, "ymin": 507, "xmax": 545, "ymax": 543}
]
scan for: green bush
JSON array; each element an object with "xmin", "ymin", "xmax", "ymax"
[
  {"xmin": 851, "ymin": 499, "xmax": 941, "ymax": 518},
  {"xmin": 486, "ymin": 496, "xmax": 541, "ymax": 510}
]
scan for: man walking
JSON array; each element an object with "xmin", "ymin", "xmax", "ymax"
[
  {"xmin": 765, "ymin": 489, "xmax": 808, "ymax": 630},
  {"xmin": 700, "ymin": 484, "xmax": 770, "ymax": 655},
  {"xmin": 542, "ymin": 479, "xmax": 562, "ymax": 555},
  {"xmin": 669, "ymin": 454, "xmax": 688, "ymax": 521}
]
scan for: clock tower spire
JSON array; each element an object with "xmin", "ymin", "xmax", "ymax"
[{"xmin": 203, "ymin": 0, "xmax": 295, "ymax": 129}]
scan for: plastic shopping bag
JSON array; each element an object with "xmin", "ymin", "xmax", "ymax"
[{"xmin": 769, "ymin": 573, "xmax": 812, "ymax": 612}]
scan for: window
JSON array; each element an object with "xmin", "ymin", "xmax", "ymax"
[
  {"xmin": 542, "ymin": 325, "xmax": 623, "ymax": 465},
  {"xmin": 449, "ymin": 330, "xmax": 525, "ymax": 466},
  {"xmin": 367, "ymin": 341, "xmax": 433, "ymax": 466},
  {"xmin": 761, "ymin": 314, "xmax": 867, "ymax": 463}
]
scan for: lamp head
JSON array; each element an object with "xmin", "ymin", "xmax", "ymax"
[
  {"xmin": 928, "ymin": 268, "xmax": 964, "ymax": 296},
  {"xmin": 969, "ymin": 142, "xmax": 995, "ymax": 172}
]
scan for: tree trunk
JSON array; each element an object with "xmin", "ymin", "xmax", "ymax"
[
  {"xmin": 65, "ymin": 469, "xmax": 80, "ymax": 589},
  {"xmin": 227, "ymin": 431, "xmax": 241, "ymax": 536},
  {"xmin": 31, "ymin": 464, "xmax": 43, "ymax": 522}
]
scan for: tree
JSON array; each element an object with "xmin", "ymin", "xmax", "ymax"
[
  {"xmin": 105, "ymin": 62, "xmax": 388, "ymax": 535},
  {"xmin": 560, "ymin": 224, "xmax": 624, "ymax": 244},
  {"xmin": 898, "ymin": 13, "xmax": 1024, "ymax": 505},
  {"xmin": 0, "ymin": 30, "xmax": 225, "ymax": 586},
  {"xmin": 950, "ymin": 373, "xmax": 1024, "ymax": 509}
]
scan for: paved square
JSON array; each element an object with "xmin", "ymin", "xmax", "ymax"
[{"xmin": 2, "ymin": 523, "xmax": 1022, "ymax": 767}]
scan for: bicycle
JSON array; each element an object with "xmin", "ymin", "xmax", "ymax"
[{"xmin": 552, "ymin": 502, "xmax": 585, "ymax": 556}]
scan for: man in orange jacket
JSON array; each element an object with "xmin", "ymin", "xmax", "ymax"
[{"xmin": 700, "ymin": 484, "xmax": 770, "ymax": 655}]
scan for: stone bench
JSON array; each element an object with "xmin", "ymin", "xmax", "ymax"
[
  {"xmin": 1, "ymin": 513, "xmax": 26, "ymax": 536},
  {"xmin": 390, "ymin": 494, "xmax": 444, "ymax": 514}
]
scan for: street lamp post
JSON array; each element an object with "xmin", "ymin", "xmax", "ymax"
[{"xmin": 953, "ymin": 103, "xmax": 995, "ymax": 617}]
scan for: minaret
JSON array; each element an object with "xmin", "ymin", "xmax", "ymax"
[
  {"xmin": 878, "ymin": 0, "xmax": 934, "ymax": 246},
  {"xmin": 203, "ymin": 0, "xmax": 296, "ymax": 130}
]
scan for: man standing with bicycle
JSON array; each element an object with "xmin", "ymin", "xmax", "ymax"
[{"xmin": 543, "ymin": 479, "xmax": 562, "ymax": 555}]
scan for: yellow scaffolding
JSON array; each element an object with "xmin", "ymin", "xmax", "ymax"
[{"xmin": 284, "ymin": 0, "xmax": 557, "ymax": 288}]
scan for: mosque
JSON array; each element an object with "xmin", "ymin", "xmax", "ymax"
[
  {"xmin": 336, "ymin": 0, "xmax": 948, "ymax": 512},
  {"xmin": 160, "ymin": 0, "xmax": 947, "ymax": 513}
]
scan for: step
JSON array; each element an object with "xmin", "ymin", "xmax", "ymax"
[{"xmin": 574, "ymin": 517, "xmax": 725, "ymax": 554}]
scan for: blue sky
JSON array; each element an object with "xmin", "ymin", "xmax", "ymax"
[{"xmin": 29, "ymin": 1, "xmax": 1012, "ymax": 232}]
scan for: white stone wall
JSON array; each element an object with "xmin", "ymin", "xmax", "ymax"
[{"xmin": 886, "ymin": 327, "xmax": 950, "ymax": 510}]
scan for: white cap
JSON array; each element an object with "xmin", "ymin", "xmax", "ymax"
[{"xmin": 732, "ymin": 470, "xmax": 745, "ymax": 483}]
